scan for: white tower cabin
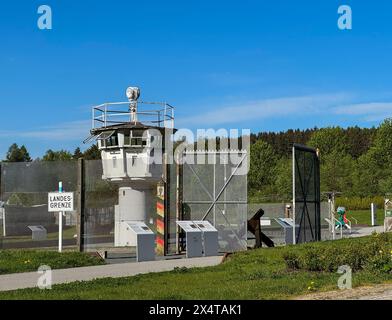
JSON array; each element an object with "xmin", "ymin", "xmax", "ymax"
[{"xmin": 86, "ymin": 87, "xmax": 175, "ymax": 247}]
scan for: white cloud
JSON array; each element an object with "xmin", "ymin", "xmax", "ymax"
[
  {"xmin": 0, "ymin": 120, "xmax": 91, "ymax": 141},
  {"xmin": 176, "ymin": 93, "xmax": 351, "ymax": 127},
  {"xmin": 333, "ymin": 102, "xmax": 392, "ymax": 121}
]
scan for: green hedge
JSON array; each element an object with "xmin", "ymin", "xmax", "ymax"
[
  {"xmin": 283, "ymin": 233, "xmax": 392, "ymax": 273},
  {"xmin": 336, "ymin": 196, "xmax": 385, "ymax": 211}
]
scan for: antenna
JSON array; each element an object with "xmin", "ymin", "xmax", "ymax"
[{"xmin": 126, "ymin": 86, "xmax": 140, "ymax": 123}]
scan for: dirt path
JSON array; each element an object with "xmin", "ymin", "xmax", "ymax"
[{"xmin": 296, "ymin": 283, "xmax": 392, "ymax": 300}]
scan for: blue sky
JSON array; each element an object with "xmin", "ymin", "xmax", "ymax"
[{"xmin": 1, "ymin": 0, "xmax": 392, "ymax": 158}]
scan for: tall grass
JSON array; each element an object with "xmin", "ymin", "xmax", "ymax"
[{"xmin": 336, "ymin": 196, "xmax": 384, "ymax": 210}]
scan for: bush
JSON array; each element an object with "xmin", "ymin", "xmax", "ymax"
[
  {"xmin": 283, "ymin": 233, "xmax": 392, "ymax": 273},
  {"xmin": 282, "ymin": 251, "xmax": 301, "ymax": 270}
]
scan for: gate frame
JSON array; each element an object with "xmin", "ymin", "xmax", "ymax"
[{"xmin": 292, "ymin": 144, "xmax": 321, "ymax": 244}]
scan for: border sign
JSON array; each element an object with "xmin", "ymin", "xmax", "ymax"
[{"xmin": 48, "ymin": 192, "xmax": 74, "ymax": 212}]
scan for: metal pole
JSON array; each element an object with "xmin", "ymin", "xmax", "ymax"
[
  {"xmin": 104, "ymin": 104, "xmax": 107, "ymax": 127},
  {"xmin": 292, "ymin": 146, "xmax": 296, "ymax": 245},
  {"xmin": 0, "ymin": 162, "xmax": 4, "ymax": 238},
  {"xmin": 58, "ymin": 181, "xmax": 63, "ymax": 253},
  {"xmin": 332, "ymin": 193, "xmax": 336, "ymax": 240},
  {"xmin": 175, "ymin": 153, "xmax": 183, "ymax": 254},
  {"xmin": 224, "ymin": 158, "xmax": 227, "ymax": 224},
  {"xmin": 92, "ymin": 108, "xmax": 95, "ymax": 129},
  {"xmin": 213, "ymin": 157, "xmax": 216, "ymax": 226},
  {"xmin": 2, "ymin": 208, "xmax": 5, "ymax": 238},
  {"xmin": 163, "ymin": 153, "xmax": 170, "ymax": 256},
  {"xmin": 371, "ymin": 203, "xmax": 377, "ymax": 226},
  {"xmin": 77, "ymin": 158, "xmax": 85, "ymax": 252}
]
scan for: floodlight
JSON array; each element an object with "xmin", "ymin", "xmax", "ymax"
[{"xmin": 126, "ymin": 87, "xmax": 140, "ymax": 101}]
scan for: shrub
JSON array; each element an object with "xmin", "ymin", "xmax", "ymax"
[
  {"xmin": 365, "ymin": 251, "xmax": 392, "ymax": 273},
  {"xmin": 283, "ymin": 233, "xmax": 392, "ymax": 274},
  {"xmin": 282, "ymin": 251, "xmax": 301, "ymax": 270}
]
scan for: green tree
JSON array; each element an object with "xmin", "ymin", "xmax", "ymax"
[
  {"xmin": 5, "ymin": 143, "xmax": 32, "ymax": 162},
  {"xmin": 320, "ymin": 150, "xmax": 355, "ymax": 195},
  {"xmin": 83, "ymin": 144, "xmax": 101, "ymax": 160},
  {"xmin": 351, "ymin": 118, "xmax": 392, "ymax": 196},
  {"xmin": 273, "ymin": 157, "xmax": 292, "ymax": 201},
  {"xmin": 42, "ymin": 149, "xmax": 73, "ymax": 161},
  {"xmin": 308, "ymin": 127, "xmax": 348, "ymax": 158},
  {"xmin": 73, "ymin": 147, "xmax": 83, "ymax": 159},
  {"xmin": 352, "ymin": 149, "xmax": 381, "ymax": 196},
  {"xmin": 370, "ymin": 118, "xmax": 392, "ymax": 168},
  {"xmin": 248, "ymin": 140, "xmax": 277, "ymax": 193}
]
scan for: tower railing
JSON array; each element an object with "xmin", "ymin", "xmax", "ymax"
[{"xmin": 92, "ymin": 101, "xmax": 174, "ymax": 130}]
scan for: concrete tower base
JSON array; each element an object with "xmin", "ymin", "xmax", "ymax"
[{"xmin": 114, "ymin": 183, "xmax": 155, "ymax": 247}]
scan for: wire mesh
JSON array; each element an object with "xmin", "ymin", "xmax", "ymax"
[
  {"xmin": 0, "ymin": 161, "xmax": 78, "ymax": 250},
  {"xmin": 182, "ymin": 151, "xmax": 248, "ymax": 252}
]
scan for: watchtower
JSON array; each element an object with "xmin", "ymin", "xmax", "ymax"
[{"xmin": 85, "ymin": 87, "xmax": 174, "ymax": 247}]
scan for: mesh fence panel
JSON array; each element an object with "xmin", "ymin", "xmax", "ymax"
[
  {"xmin": 182, "ymin": 152, "xmax": 248, "ymax": 252},
  {"xmin": 0, "ymin": 161, "xmax": 78, "ymax": 250},
  {"xmin": 83, "ymin": 160, "xmax": 117, "ymax": 252},
  {"xmin": 82, "ymin": 159, "xmax": 158, "ymax": 252}
]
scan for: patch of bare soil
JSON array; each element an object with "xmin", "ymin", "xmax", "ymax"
[{"xmin": 295, "ymin": 283, "xmax": 392, "ymax": 300}]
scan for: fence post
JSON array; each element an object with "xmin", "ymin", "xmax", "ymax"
[
  {"xmin": 77, "ymin": 158, "xmax": 85, "ymax": 252},
  {"xmin": 0, "ymin": 161, "xmax": 3, "ymax": 200},
  {"xmin": 0, "ymin": 162, "xmax": 2, "ymax": 201},
  {"xmin": 0, "ymin": 162, "xmax": 3, "ymax": 247},
  {"xmin": 164, "ymin": 154, "xmax": 170, "ymax": 256},
  {"xmin": 371, "ymin": 203, "xmax": 377, "ymax": 227},
  {"xmin": 175, "ymin": 153, "xmax": 183, "ymax": 254}
]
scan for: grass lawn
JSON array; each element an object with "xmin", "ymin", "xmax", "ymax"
[
  {"xmin": 0, "ymin": 235, "xmax": 391, "ymax": 300},
  {"xmin": 0, "ymin": 250, "xmax": 104, "ymax": 275},
  {"xmin": 348, "ymin": 209, "xmax": 385, "ymax": 226}
]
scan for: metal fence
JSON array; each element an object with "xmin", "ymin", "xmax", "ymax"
[
  {"xmin": 0, "ymin": 159, "xmax": 174, "ymax": 253},
  {"xmin": 0, "ymin": 161, "xmax": 79, "ymax": 250},
  {"xmin": 181, "ymin": 151, "xmax": 248, "ymax": 252},
  {"xmin": 0, "ymin": 147, "xmax": 327, "ymax": 254}
]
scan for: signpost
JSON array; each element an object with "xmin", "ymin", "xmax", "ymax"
[
  {"xmin": 0, "ymin": 201, "xmax": 5, "ymax": 237},
  {"xmin": 48, "ymin": 182, "xmax": 74, "ymax": 253}
]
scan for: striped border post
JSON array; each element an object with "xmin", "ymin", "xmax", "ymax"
[{"xmin": 156, "ymin": 182, "xmax": 165, "ymax": 255}]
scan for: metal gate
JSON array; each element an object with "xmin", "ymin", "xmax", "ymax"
[
  {"xmin": 181, "ymin": 150, "xmax": 248, "ymax": 252},
  {"xmin": 293, "ymin": 144, "xmax": 321, "ymax": 244}
]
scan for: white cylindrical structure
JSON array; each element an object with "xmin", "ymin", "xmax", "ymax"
[
  {"xmin": 118, "ymin": 183, "xmax": 154, "ymax": 222},
  {"xmin": 371, "ymin": 203, "xmax": 377, "ymax": 227}
]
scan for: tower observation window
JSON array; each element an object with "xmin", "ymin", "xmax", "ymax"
[
  {"xmin": 124, "ymin": 130, "xmax": 148, "ymax": 147},
  {"xmin": 106, "ymin": 134, "xmax": 118, "ymax": 147}
]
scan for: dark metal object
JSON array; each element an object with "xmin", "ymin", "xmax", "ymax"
[{"xmin": 247, "ymin": 208, "xmax": 274, "ymax": 248}]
